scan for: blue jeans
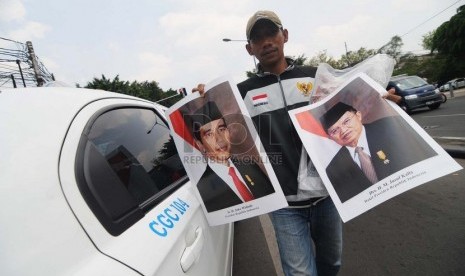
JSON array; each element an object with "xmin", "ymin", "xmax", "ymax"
[{"xmin": 270, "ymin": 197, "xmax": 342, "ymax": 276}]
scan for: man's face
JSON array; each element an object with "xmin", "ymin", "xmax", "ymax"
[
  {"xmin": 246, "ymin": 20, "xmax": 287, "ymax": 68},
  {"xmin": 197, "ymin": 118, "xmax": 231, "ymax": 162},
  {"xmin": 327, "ymin": 111, "xmax": 363, "ymax": 147}
]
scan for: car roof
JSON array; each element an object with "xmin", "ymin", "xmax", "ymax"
[
  {"xmin": 390, "ymin": 75, "xmax": 407, "ymax": 80},
  {"xmin": 390, "ymin": 74, "xmax": 417, "ymax": 82},
  {"xmin": 0, "ymin": 86, "xmax": 165, "ymax": 190},
  {"xmin": 1, "ymin": 86, "xmax": 165, "ymax": 152},
  {"xmin": 0, "ymin": 86, "xmax": 165, "ymax": 112},
  {"xmin": 0, "ymin": 86, "xmax": 166, "ymax": 195},
  {"xmin": 1, "ymin": 86, "xmax": 151, "ymax": 102}
]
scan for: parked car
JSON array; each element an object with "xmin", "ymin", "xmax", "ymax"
[
  {"xmin": 450, "ymin": 78, "xmax": 465, "ymax": 89},
  {"xmin": 0, "ymin": 87, "xmax": 233, "ymax": 276},
  {"xmin": 387, "ymin": 75, "xmax": 442, "ymax": 113},
  {"xmin": 439, "ymin": 82, "xmax": 451, "ymax": 92}
]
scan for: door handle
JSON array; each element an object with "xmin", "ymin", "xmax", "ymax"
[{"xmin": 180, "ymin": 227, "xmax": 204, "ymax": 272}]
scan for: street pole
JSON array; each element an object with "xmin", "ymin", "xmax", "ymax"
[
  {"xmin": 222, "ymin": 38, "xmax": 257, "ymax": 71},
  {"xmin": 26, "ymin": 41, "xmax": 44, "ymax": 87},
  {"xmin": 16, "ymin": 59, "xmax": 26, "ymax": 87},
  {"xmin": 10, "ymin": 74, "xmax": 17, "ymax": 88},
  {"xmin": 345, "ymin": 42, "xmax": 350, "ymax": 67}
]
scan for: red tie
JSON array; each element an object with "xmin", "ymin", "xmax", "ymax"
[{"xmin": 228, "ymin": 167, "xmax": 254, "ymax": 202}]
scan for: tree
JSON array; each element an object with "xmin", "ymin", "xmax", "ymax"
[
  {"xmin": 393, "ymin": 54, "xmax": 446, "ymax": 83},
  {"xmin": 431, "ymin": 5, "xmax": 465, "ymax": 58},
  {"xmin": 84, "ymin": 74, "xmax": 130, "ymax": 93},
  {"xmin": 293, "ymin": 54, "xmax": 307, "ymax": 66},
  {"xmin": 422, "ymin": 30, "xmax": 436, "ymax": 51},
  {"xmin": 378, "ymin": 35, "xmax": 404, "ymax": 62},
  {"xmin": 83, "ymin": 75, "xmax": 182, "ymax": 107},
  {"xmin": 429, "ymin": 5, "xmax": 465, "ymax": 83},
  {"xmin": 306, "ymin": 50, "xmax": 342, "ymax": 68},
  {"xmin": 340, "ymin": 47, "xmax": 378, "ymax": 68}
]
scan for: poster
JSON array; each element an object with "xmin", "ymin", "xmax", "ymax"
[
  {"xmin": 166, "ymin": 76, "xmax": 287, "ymax": 226},
  {"xmin": 289, "ymin": 73, "xmax": 463, "ymax": 222}
]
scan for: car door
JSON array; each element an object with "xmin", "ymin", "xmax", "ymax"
[
  {"xmin": 456, "ymin": 79, "xmax": 462, "ymax": 89},
  {"xmin": 59, "ymin": 97, "xmax": 233, "ymax": 276}
]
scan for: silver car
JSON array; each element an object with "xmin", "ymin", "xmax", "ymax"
[{"xmin": 450, "ymin": 78, "xmax": 465, "ymax": 89}]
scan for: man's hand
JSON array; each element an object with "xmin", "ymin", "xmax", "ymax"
[
  {"xmin": 192, "ymin": 84, "xmax": 206, "ymax": 97},
  {"xmin": 382, "ymin": 88, "xmax": 402, "ymax": 104}
]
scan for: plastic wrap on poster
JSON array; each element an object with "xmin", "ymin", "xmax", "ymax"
[{"xmin": 310, "ymin": 54, "xmax": 396, "ymax": 103}]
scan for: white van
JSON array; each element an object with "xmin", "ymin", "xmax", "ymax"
[{"xmin": 0, "ymin": 87, "xmax": 233, "ymax": 276}]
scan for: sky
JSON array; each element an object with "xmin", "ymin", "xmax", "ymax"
[{"xmin": 1, "ymin": 0, "xmax": 463, "ymax": 92}]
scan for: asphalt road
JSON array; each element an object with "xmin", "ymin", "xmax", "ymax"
[
  {"xmin": 233, "ymin": 89, "xmax": 465, "ymax": 276},
  {"xmin": 410, "ymin": 88, "xmax": 465, "ymax": 139}
]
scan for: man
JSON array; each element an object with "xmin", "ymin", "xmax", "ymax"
[
  {"xmin": 320, "ymin": 102, "xmax": 437, "ymax": 203},
  {"xmin": 187, "ymin": 101, "xmax": 275, "ymax": 213},
  {"xmin": 193, "ymin": 10, "xmax": 399, "ymax": 275},
  {"xmin": 236, "ymin": 11, "xmax": 341, "ymax": 276}
]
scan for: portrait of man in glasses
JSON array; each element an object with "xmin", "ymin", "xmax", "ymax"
[{"xmin": 320, "ymin": 101, "xmax": 437, "ymax": 203}]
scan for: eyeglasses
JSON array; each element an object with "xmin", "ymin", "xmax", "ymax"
[{"xmin": 327, "ymin": 113, "xmax": 356, "ymax": 137}]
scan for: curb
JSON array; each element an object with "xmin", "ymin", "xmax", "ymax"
[{"xmin": 433, "ymin": 137, "xmax": 465, "ymax": 159}]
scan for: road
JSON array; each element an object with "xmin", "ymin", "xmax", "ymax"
[
  {"xmin": 233, "ymin": 89, "xmax": 465, "ymax": 276},
  {"xmin": 410, "ymin": 89, "xmax": 465, "ymax": 138}
]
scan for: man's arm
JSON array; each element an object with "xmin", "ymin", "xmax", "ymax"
[
  {"xmin": 382, "ymin": 88, "xmax": 402, "ymax": 104},
  {"xmin": 192, "ymin": 84, "xmax": 206, "ymax": 97}
]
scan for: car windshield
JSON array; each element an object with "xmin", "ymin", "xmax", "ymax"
[{"xmin": 394, "ymin": 76, "xmax": 428, "ymax": 90}]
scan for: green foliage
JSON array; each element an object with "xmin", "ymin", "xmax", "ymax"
[
  {"xmin": 292, "ymin": 54, "xmax": 307, "ymax": 66},
  {"xmin": 429, "ymin": 5, "xmax": 465, "ymax": 82},
  {"xmin": 245, "ymin": 70, "xmax": 255, "ymax": 79},
  {"xmin": 84, "ymin": 74, "xmax": 182, "ymax": 107},
  {"xmin": 306, "ymin": 50, "xmax": 342, "ymax": 68},
  {"xmin": 422, "ymin": 30, "xmax": 435, "ymax": 51},
  {"xmin": 340, "ymin": 47, "xmax": 378, "ymax": 68},
  {"xmin": 378, "ymin": 35, "xmax": 404, "ymax": 62},
  {"xmin": 304, "ymin": 47, "xmax": 378, "ymax": 69},
  {"xmin": 431, "ymin": 5, "xmax": 465, "ymax": 58},
  {"xmin": 394, "ymin": 54, "xmax": 447, "ymax": 84}
]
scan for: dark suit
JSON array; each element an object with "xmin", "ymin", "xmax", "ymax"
[
  {"xmin": 326, "ymin": 116, "xmax": 437, "ymax": 203},
  {"xmin": 197, "ymin": 159, "xmax": 275, "ymax": 212}
]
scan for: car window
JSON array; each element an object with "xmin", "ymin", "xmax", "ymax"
[
  {"xmin": 394, "ymin": 76, "xmax": 427, "ymax": 90},
  {"xmin": 76, "ymin": 107, "xmax": 187, "ymax": 235}
]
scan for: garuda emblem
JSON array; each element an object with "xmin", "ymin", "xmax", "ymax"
[{"xmin": 296, "ymin": 81, "xmax": 313, "ymax": 96}]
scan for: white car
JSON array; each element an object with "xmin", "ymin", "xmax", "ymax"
[
  {"xmin": 0, "ymin": 87, "xmax": 233, "ymax": 276},
  {"xmin": 439, "ymin": 83, "xmax": 450, "ymax": 92},
  {"xmin": 450, "ymin": 78, "xmax": 465, "ymax": 89}
]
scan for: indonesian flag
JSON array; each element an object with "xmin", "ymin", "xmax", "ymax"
[{"xmin": 252, "ymin": 93, "xmax": 268, "ymax": 106}]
